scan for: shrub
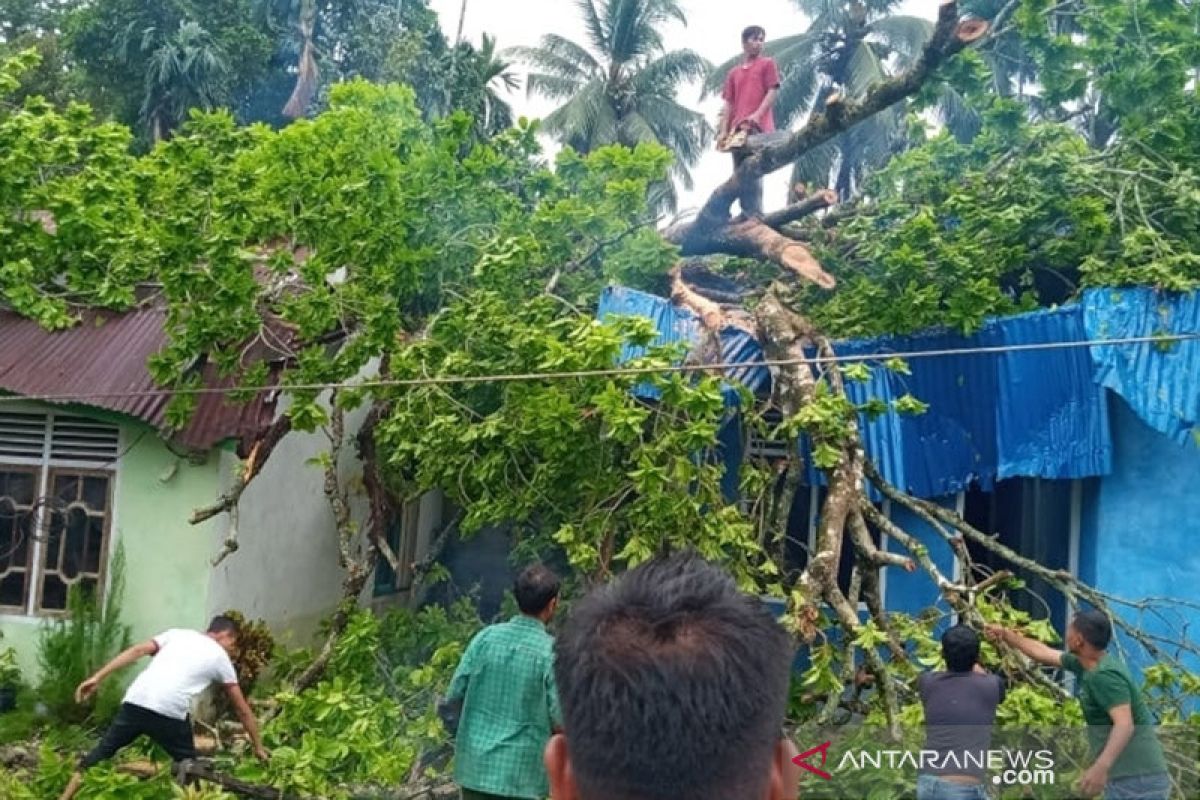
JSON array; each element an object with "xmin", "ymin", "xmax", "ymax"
[{"xmin": 36, "ymin": 545, "xmax": 131, "ymax": 725}]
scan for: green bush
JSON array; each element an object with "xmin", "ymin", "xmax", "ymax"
[
  {"xmin": 231, "ymin": 600, "xmax": 482, "ymax": 798},
  {"xmin": 0, "ymin": 641, "xmax": 20, "ymax": 688},
  {"xmin": 36, "ymin": 545, "xmax": 132, "ymax": 725}
]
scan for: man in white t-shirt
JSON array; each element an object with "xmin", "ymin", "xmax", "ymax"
[{"xmin": 58, "ymin": 615, "xmax": 268, "ymax": 800}]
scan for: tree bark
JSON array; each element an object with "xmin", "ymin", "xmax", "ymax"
[{"xmin": 665, "ymin": 1, "xmax": 986, "ymax": 288}]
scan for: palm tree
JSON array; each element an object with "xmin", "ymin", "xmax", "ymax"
[
  {"xmin": 511, "ymin": 0, "xmax": 713, "ymax": 212},
  {"xmin": 706, "ymin": 0, "xmax": 978, "ymax": 200},
  {"xmin": 475, "ymin": 34, "xmax": 519, "ymax": 135},
  {"xmin": 122, "ymin": 21, "xmax": 230, "ymax": 142},
  {"xmin": 255, "ymin": 0, "xmax": 319, "ymax": 118}
]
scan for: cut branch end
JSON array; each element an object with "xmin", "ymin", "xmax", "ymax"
[{"xmin": 956, "ymin": 19, "xmax": 990, "ymax": 43}]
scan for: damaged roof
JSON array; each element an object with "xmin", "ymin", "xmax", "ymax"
[{"xmin": 0, "ymin": 303, "xmax": 282, "ymax": 452}]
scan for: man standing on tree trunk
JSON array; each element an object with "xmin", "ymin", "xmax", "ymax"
[
  {"xmin": 717, "ymin": 25, "xmax": 781, "ymax": 219},
  {"xmin": 444, "ymin": 564, "xmax": 562, "ymax": 800},
  {"xmin": 58, "ymin": 615, "xmax": 268, "ymax": 800},
  {"xmin": 986, "ymin": 610, "xmax": 1170, "ymax": 800}
]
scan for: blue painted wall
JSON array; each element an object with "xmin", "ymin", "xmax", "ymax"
[
  {"xmin": 1083, "ymin": 396, "xmax": 1200, "ymax": 676},
  {"xmin": 882, "ymin": 496, "xmax": 960, "ymax": 626}
]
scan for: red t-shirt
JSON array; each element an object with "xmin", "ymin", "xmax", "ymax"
[{"xmin": 722, "ymin": 56, "xmax": 782, "ymax": 132}]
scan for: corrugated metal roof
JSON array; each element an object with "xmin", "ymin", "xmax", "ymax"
[
  {"xmin": 597, "ymin": 286, "xmax": 769, "ymax": 400},
  {"xmin": 802, "ymin": 304, "xmax": 1112, "ymax": 497},
  {"xmin": 0, "ymin": 305, "xmax": 279, "ymax": 452},
  {"xmin": 598, "ymin": 284, "xmax": 1125, "ymax": 499},
  {"xmin": 1084, "ymin": 287, "xmax": 1200, "ymax": 446}
]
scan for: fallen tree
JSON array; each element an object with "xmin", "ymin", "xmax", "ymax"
[{"xmin": 3, "ymin": 2, "xmax": 1199, "ymax": 794}]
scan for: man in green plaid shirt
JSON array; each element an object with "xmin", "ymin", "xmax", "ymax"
[{"xmin": 446, "ymin": 564, "xmax": 562, "ymax": 800}]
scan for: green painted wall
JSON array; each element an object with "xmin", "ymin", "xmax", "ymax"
[{"xmin": 0, "ymin": 416, "xmax": 223, "ymax": 683}]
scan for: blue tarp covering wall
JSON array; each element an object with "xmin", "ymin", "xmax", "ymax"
[{"xmin": 597, "ymin": 285, "xmax": 1200, "ymax": 497}]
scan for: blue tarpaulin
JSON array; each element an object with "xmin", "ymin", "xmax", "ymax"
[{"xmin": 598, "ymin": 285, "xmax": 1200, "ymax": 499}]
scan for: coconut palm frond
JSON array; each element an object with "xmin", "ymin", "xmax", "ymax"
[
  {"xmin": 480, "ymin": 34, "xmax": 521, "ymax": 93},
  {"xmin": 774, "ymin": 62, "xmax": 822, "ymax": 129},
  {"xmin": 525, "ymin": 73, "xmax": 585, "ymax": 102},
  {"xmin": 635, "ymin": 95, "xmax": 711, "ymax": 162},
  {"xmin": 508, "ymin": 43, "xmax": 594, "ymax": 84},
  {"xmin": 632, "ymin": 49, "xmax": 711, "ymax": 94},
  {"xmin": 576, "ymin": 0, "xmax": 610, "ymax": 55},
  {"xmin": 936, "ymin": 83, "xmax": 983, "ymax": 142},
  {"xmin": 846, "ymin": 40, "xmax": 888, "ymax": 98},
  {"xmin": 527, "ymin": 33, "xmax": 601, "ymax": 75},
  {"xmin": 542, "ymin": 78, "xmax": 618, "ymax": 152},
  {"xmin": 867, "ymin": 14, "xmax": 934, "ymax": 67}
]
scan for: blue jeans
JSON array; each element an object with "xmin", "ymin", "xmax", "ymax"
[
  {"xmin": 1105, "ymin": 773, "xmax": 1171, "ymax": 800},
  {"xmin": 917, "ymin": 774, "xmax": 988, "ymax": 800}
]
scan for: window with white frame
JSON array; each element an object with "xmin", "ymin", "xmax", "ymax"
[{"xmin": 0, "ymin": 410, "xmax": 119, "ymax": 616}]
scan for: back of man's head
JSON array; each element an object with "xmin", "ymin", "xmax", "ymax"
[
  {"xmin": 941, "ymin": 624, "xmax": 980, "ymax": 673},
  {"xmin": 1071, "ymin": 609, "xmax": 1112, "ymax": 650},
  {"xmin": 207, "ymin": 615, "xmax": 238, "ymax": 637},
  {"xmin": 551, "ymin": 553, "xmax": 794, "ymax": 800},
  {"xmin": 515, "ymin": 563, "xmax": 560, "ymax": 615}
]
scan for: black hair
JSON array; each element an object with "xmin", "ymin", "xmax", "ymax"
[
  {"xmin": 742, "ymin": 25, "xmax": 766, "ymax": 42},
  {"xmin": 207, "ymin": 615, "xmax": 239, "ymax": 637},
  {"xmin": 941, "ymin": 624, "xmax": 980, "ymax": 672},
  {"xmin": 1071, "ymin": 609, "xmax": 1112, "ymax": 650},
  {"xmin": 514, "ymin": 563, "xmax": 560, "ymax": 615},
  {"xmin": 554, "ymin": 552, "xmax": 793, "ymax": 800}
]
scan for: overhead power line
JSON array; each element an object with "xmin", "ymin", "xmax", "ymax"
[{"xmin": 0, "ymin": 331, "xmax": 1195, "ymax": 404}]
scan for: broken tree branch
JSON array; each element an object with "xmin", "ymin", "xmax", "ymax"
[
  {"xmin": 760, "ymin": 189, "xmax": 838, "ymax": 230},
  {"xmin": 192, "ymin": 416, "xmax": 294, "ymax": 525},
  {"xmin": 664, "ymin": 1, "xmax": 985, "ymax": 287}
]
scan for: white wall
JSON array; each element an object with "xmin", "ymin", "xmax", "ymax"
[
  {"xmin": 205, "ymin": 393, "xmax": 374, "ymax": 648},
  {"xmin": 205, "ymin": 392, "xmax": 445, "ymax": 645}
]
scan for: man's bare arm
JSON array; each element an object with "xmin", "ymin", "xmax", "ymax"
[
  {"xmin": 984, "ymin": 624, "xmax": 1063, "ymax": 667},
  {"xmin": 717, "ymin": 100, "xmax": 733, "ymax": 139},
  {"xmin": 224, "ymin": 683, "xmax": 269, "ymax": 762},
  {"xmin": 1079, "ymin": 704, "xmax": 1134, "ymax": 796},
  {"xmin": 75, "ymin": 640, "xmax": 157, "ymax": 702},
  {"xmin": 749, "ymin": 87, "xmax": 779, "ymax": 126}
]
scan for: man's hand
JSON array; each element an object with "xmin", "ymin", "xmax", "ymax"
[
  {"xmin": 983, "ymin": 624, "xmax": 1010, "ymax": 643},
  {"xmin": 1078, "ymin": 762, "xmax": 1109, "ymax": 796},
  {"xmin": 74, "ymin": 676, "xmax": 100, "ymax": 704}
]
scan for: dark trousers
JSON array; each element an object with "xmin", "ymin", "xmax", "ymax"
[
  {"xmin": 733, "ymin": 151, "xmax": 763, "ymax": 217},
  {"xmin": 81, "ymin": 702, "xmax": 196, "ymax": 768}
]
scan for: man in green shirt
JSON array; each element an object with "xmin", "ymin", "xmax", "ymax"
[
  {"xmin": 445, "ymin": 564, "xmax": 562, "ymax": 800},
  {"xmin": 986, "ymin": 610, "xmax": 1170, "ymax": 799}
]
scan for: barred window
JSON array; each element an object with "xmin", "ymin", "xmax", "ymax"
[{"xmin": 0, "ymin": 410, "xmax": 118, "ymax": 616}]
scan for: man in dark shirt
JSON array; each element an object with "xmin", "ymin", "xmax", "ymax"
[
  {"xmin": 987, "ymin": 610, "xmax": 1169, "ymax": 799},
  {"xmin": 918, "ymin": 625, "xmax": 1005, "ymax": 800}
]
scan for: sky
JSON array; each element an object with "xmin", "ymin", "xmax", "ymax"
[{"xmin": 427, "ymin": 0, "xmax": 940, "ymax": 215}]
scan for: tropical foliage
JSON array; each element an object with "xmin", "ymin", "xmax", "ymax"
[
  {"xmin": 512, "ymin": 0, "xmax": 712, "ymax": 211},
  {"xmin": 1, "ymin": 0, "xmax": 1200, "ymax": 796}
]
